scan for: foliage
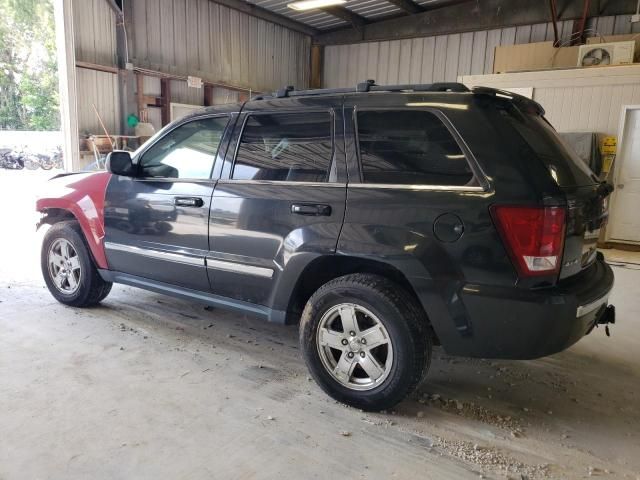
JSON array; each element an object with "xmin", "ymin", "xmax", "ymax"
[{"xmin": 0, "ymin": 0, "xmax": 59, "ymax": 131}]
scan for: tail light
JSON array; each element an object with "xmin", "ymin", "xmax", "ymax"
[{"xmin": 491, "ymin": 205, "xmax": 566, "ymax": 277}]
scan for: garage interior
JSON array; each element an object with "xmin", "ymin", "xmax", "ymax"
[{"xmin": 2, "ymin": 0, "xmax": 640, "ymax": 478}]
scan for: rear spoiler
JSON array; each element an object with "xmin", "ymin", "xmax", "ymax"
[{"xmin": 472, "ymin": 86, "xmax": 545, "ymax": 116}]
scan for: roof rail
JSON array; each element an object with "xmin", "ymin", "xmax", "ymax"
[{"xmin": 256, "ymin": 80, "xmax": 470, "ymax": 100}]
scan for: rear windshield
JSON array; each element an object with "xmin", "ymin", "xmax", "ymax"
[{"xmin": 499, "ymin": 105, "xmax": 598, "ymax": 187}]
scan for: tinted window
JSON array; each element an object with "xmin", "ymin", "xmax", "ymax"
[
  {"xmin": 498, "ymin": 105, "xmax": 597, "ymax": 187},
  {"xmin": 139, "ymin": 117, "xmax": 228, "ymax": 179},
  {"xmin": 232, "ymin": 112, "xmax": 333, "ymax": 182},
  {"xmin": 357, "ymin": 110, "xmax": 474, "ymax": 186}
]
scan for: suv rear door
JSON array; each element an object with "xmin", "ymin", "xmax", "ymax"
[
  {"xmin": 207, "ymin": 100, "xmax": 347, "ymax": 314},
  {"xmin": 339, "ymin": 95, "xmax": 496, "ymax": 341}
]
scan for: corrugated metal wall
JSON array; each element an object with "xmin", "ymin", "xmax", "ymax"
[
  {"xmin": 130, "ymin": 0, "xmax": 311, "ymax": 92},
  {"xmin": 323, "ymin": 14, "xmax": 640, "ymax": 88},
  {"xmin": 73, "ymin": 0, "xmax": 118, "ymax": 66},
  {"xmin": 72, "ymin": 0, "xmax": 120, "ymax": 136},
  {"xmin": 76, "ymin": 68, "xmax": 121, "ymax": 134}
]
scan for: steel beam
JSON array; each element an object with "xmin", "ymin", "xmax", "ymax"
[
  {"xmin": 320, "ymin": 6, "xmax": 368, "ymax": 29},
  {"xmin": 206, "ymin": 0, "xmax": 318, "ymax": 36},
  {"xmin": 384, "ymin": 0, "xmax": 424, "ymax": 14},
  {"xmin": 314, "ymin": 0, "xmax": 638, "ymax": 45}
]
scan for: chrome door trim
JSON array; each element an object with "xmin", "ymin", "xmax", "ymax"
[
  {"xmin": 348, "ymin": 183, "xmax": 485, "ymax": 191},
  {"xmin": 206, "ymin": 257, "xmax": 274, "ymax": 279},
  {"xmin": 104, "ymin": 242, "xmax": 205, "ymax": 267},
  {"xmin": 216, "ymin": 179, "xmax": 347, "ymax": 188}
]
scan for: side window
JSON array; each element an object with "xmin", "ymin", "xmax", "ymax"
[
  {"xmin": 232, "ymin": 112, "xmax": 333, "ymax": 182},
  {"xmin": 139, "ymin": 116, "xmax": 229, "ymax": 179},
  {"xmin": 356, "ymin": 110, "xmax": 475, "ymax": 186}
]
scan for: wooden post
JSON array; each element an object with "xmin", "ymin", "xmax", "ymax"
[
  {"xmin": 136, "ymin": 73, "xmax": 145, "ymax": 118},
  {"xmin": 160, "ymin": 78, "xmax": 171, "ymax": 125},
  {"xmin": 204, "ymin": 85, "xmax": 214, "ymax": 107},
  {"xmin": 310, "ymin": 44, "xmax": 323, "ymax": 89}
]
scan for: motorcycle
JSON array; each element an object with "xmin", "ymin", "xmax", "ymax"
[{"xmin": 0, "ymin": 148, "xmax": 25, "ymax": 170}]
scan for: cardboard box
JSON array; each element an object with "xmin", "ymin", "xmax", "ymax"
[
  {"xmin": 587, "ymin": 34, "xmax": 640, "ymax": 62},
  {"xmin": 493, "ymin": 41, "xmax": 580, "ymax": 73}
]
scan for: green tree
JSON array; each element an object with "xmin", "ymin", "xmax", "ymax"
[{"xmin": 0, "ymin": 0, "xmax": 59, "ymax": 131}]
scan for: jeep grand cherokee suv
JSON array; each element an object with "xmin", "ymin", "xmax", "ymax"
[{"xmin": 37, "ymin": 81, "xmax": 615, "ymax": 411}]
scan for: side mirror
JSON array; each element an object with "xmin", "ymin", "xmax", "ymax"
[{"xmin": 106, "ymin": 151, "xmax": 136, "ymax": 176}]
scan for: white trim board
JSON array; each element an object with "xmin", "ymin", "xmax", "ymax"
[{"xmin": 459, "ymin": 65, "xmax": 640, "ymax": 89}]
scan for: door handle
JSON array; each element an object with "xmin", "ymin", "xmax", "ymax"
[
  {"xmin": 175, "ymin": 197, "xmax": 204, "ymax": 207},
  {"xmin": 291, "ymin": 203, "xmax": 332, "ymax": 216}
]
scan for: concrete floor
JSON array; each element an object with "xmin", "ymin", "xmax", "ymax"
[{"xmin": 1, "ymin": 170, "xmax": 639, "ymax": 480}]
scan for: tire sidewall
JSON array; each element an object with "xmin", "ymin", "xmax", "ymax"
[{"xmin": 301, "ymin": 281, "xmax": 421, "ymax": 410}]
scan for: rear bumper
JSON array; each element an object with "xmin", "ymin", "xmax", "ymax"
[{"xmin": 442, "ymin": 253, "xmax": 614, "ymax": 359}]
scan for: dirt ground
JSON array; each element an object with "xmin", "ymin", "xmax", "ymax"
[{"xmin": 1, "ymin": 169, "xmax": 639, "ymax": 480}]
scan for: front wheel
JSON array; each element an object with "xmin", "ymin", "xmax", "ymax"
[
  {"xmin": 300, "ymin": 274, "xmax": 431, "ymax": 411},
  {"xmin": 41, "ymin": 221, "xmax": 112, "ymax": 307}
]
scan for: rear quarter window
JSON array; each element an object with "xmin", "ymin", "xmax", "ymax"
[
  {"xmin": 356, "ymin": 110, "xmax": 476, "ymax": 187},
  {"xmin": 498, "ymin": 105, "xmax": 597, "ymax": 187}
]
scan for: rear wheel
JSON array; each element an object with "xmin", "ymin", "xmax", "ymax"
[
  {"xmin": 41, "ymin": 221, "xmax": 112, "ymax": 307},
  {"xmin": 300, "ymin": 274, "xmax": 431, "ymax": 411}
]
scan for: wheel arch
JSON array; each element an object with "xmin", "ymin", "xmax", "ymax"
[
  {"xmin": 35, "ymin": 171, "xmax": 111, "ymax": 269},
  {"xmin": 279, "ymin": 255, "xmax": 438, "ymax": 342}
]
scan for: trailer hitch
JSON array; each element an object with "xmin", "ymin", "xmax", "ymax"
[{"xmin": 597, "ymin": 305, "xmax": 616, "ymax": 336}]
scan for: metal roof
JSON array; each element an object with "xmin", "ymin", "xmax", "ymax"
[{"xmin": 243, "ymin": 0, "xmax": 462, "ymax": 31}]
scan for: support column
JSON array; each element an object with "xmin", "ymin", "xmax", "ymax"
[
  {"xmin": 54, "ymin": 0, "xmax": 80, "ymax": 172},
  {"xmin": 310, "ymin": 45, "xmax": 323, "ymax": 89}
]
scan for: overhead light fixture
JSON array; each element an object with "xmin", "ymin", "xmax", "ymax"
[{"xmin": 288, "ymin": 0, "xmax": 346, "ymax": 11}]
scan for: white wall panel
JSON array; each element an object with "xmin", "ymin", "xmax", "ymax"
[
  {"xmin": 322, "ymin": 19, "xmax": 581, "ymax": 88},
  {"xmin": 460, "ymin": 66, "xmax": 640, "ymax": 136},
  {"xmin": 131, "ymin": 0, "xmax": 311, "ymax": 93}
]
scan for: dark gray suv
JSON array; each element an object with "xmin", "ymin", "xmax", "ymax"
[{"xmin": 37, "ymin": 82, "xmax": 615, "ymax": 410}]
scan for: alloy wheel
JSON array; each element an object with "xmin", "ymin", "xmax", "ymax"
[
  {"xmin": 48, "ymin": 238, "xmax": 82, "ymax": 294},
  {"xmin": 316, "ymin": 303, "xmax": 394, "ymax": 391}
]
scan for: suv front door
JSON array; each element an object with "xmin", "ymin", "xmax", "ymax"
[
  {"xmin": 104, "ymin": 115, "xmax": 232, "ymax": 291},
  {"xmin": 207, "ymin": 103, "xmax": 347, "ymax": 318}
]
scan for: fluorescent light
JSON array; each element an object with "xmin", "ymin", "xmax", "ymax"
[{"xmin": 288, "ymin": 0, "xmax": 346, "ymax": 11}]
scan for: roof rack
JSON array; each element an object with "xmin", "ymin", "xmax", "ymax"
[{"xmin": 254, "ymin": 80, "xmax": 470, "ymax": 100}]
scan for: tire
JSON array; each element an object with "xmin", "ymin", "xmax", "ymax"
[
  {"xmin": 300, "ymin": 274, "xmax": 431, "ymax": 411},
  {"xmin": 24, "ymin": 158, "xmax": 39, "ymax": 170},
  {"xmin": 41, "ymin": 221, "xmax": 113, "ymax": 307}
]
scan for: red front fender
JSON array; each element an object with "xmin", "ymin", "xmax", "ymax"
[{"xmin": 36, "ymin": 172, "xmax": 112, "ymax": 269}]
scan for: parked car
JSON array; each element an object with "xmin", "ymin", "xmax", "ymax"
[{"xmin": 36, "ymin": 82, "xmax": 615, "ymax": 411}]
